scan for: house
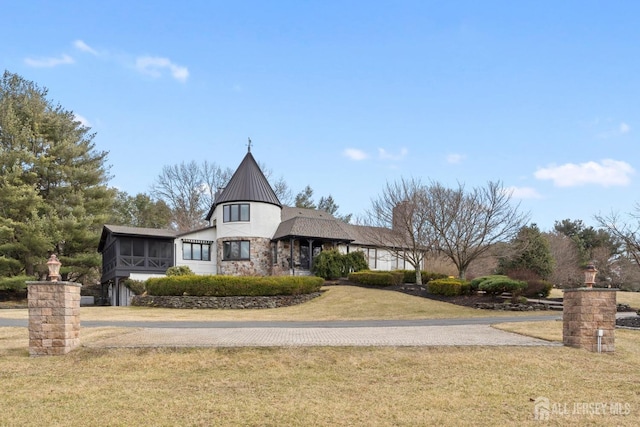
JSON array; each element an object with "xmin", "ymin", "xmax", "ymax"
[{"xmin": 98, "ymin": 148, "xmax": 417, "ymax": 305}]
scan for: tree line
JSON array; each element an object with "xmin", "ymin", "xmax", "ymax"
[{"xmin": 2, "ymin": 70, "xmax": 640, "ymax": 289}]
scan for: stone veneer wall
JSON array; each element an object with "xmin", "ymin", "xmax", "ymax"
[
  {"xmin": 27, "ymin": 281, "xmax": 81, "ymax": 356},
  {"xmin": 217, "ymin": 237, "xmax": 272, "ymax": 276},
  {"xmin": 563, "ymin": 288, "xmax": 616, "ymax": 352},
  {"xmin": 132, "ymin": 292, "xmax": 322, "ymax": 309}
]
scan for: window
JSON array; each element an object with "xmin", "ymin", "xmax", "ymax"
[
  {"xmin": 223, "ymin": 240, "xmax": 250, "ymax": 260},
  {"xmin": 223, "ymin": 203, "xmax": 250, "ymax": 222},
  {"xmin": 365, "ymin": 248, "xmax": 377, "ymax": 269},
  {"xmin": 183, "ymin": 242, "xmax": 211, "ymax": 261}
]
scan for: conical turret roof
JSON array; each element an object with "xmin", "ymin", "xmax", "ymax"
[{"xmin": 205, "ymin": 150, "xmax": 281, "ymax": 220}]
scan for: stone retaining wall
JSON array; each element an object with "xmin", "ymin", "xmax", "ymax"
[
  {"xmin": 474, "ymin": 302, "xmax": 552, "ymax": 311},
  {"xmin": 131, "ymin": 292, "xmax": 323, "ymax": 309}
]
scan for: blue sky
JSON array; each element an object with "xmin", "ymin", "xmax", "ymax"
[{"xmin": 2, "ymin": 1, "xmax": 638, "ymax": 231}]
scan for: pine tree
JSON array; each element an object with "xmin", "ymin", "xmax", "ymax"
[
  {"xmin": 0, "ymin": 71, "xmax": 113, "ymax": 281},
  {"xmin": 497, "ymin": 224, "xmax": 555, "ymax": 279}
]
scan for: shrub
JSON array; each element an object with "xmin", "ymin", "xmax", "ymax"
[
  {"xmin": 312, "ymin": 250, "xmax": 343, "ymax": 280},
  {"xmin": 0, "ymin": 275, "xmax": 32, "ymax": 292},
  {"xmin": 145, "ymin": 275, "xmax": 323, "ymax": 297},
  {"xmin": 344, "ymin": 251, "xmax": 369, "ymax": 273},
  {"xmin": 500, "ymin": 269, "xmax": 554, "ymax": 298},
  {"xmin": 122, "ymin": 279, "xmax": 145, "ymax": 295},
  {"xmin": 347, "ymin": 271, "xmax": 403, "ymax": 287},
  {"xmin": 427, "ymin": 278, "xmax": 471, "ymax": 296},
  {"xmin": 471, "ymin": 275, "xmax": 527, "ymax": 296},
  {"xmin": 312, "ymin": 250, "xmax": 369, "ymax": 279},
  {"xmin": 166, "ymin": 266, "xmax": 194, "ymax": 276},
  {"xmin": 396, "ymin": 270, "xmax": 449, "ymax": 284},
  {"xmin": 522, "ymin": 279, "xmax": 553, "ymax": 298},
  {"xmin": 514, "ymin": 296, "xmax": 528, "ymax": 304}
]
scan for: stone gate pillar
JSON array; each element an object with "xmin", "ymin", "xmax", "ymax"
[
  {"xmin": 27, "ymin": 255, "xmax": 81, "ymax": 356},
  {"xmin": 562, "ymin": 288, "xmax": 616, "ymax": 353}
]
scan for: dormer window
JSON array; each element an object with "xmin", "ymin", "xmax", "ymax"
[{"xmin": 223, "ymin": 203, "xmax": 250, "ymax": 222}]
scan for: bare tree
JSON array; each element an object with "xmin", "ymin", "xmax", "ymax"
[
  {"xmin": 258, "ymin": 162, "xmax": 293, "ymax": 206},
  {"xmin": 200, "ymin": 161, "xmax": 234, "ymax": 211},
  {"xmin": 271, "ymin": 176, "xmax": 293, "ymax": 206},
  {"xmin": 595, "ymin": 206, "xmax": 640, "ymax": 268},
  {"xmin": 545, "ymin": 231, "xmax": 582, "ymax": 288},
  {"xmin": 150, "ymin": 161, "xmax": 232, "ymax": 231},
  {"xmin": 423, "ymin": 181, "xmax": 529, "ymax": 279},
  {"xmin": 364, "ymin": 177, "xmax": 439, "ymax": 285}
]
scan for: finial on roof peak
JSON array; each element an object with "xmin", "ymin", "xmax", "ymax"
[{"xmin": 247, "ymin": 137, "xmax": 252, "ymax": 152}]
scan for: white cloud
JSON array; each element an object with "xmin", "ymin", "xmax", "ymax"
[
  {"xmin": 446, "ymin": 153, "xmax": 464, "ymax": 164},
  {"xmin": 344, "ymin": 148, "xmax": 368, "ymax": 161},
  {"xmin": 73, "ymin": 40, "xmax": 98, "ymax": 55},
  {"xmin": 74, "ymin": 114, "xmax": 91, "ymax": 127},
  {"xmin": 378, "ymin": 147, "xmax": 408, "ymax": 161},
  {"xmin": 534, "ymin": 159, "xmax": 635, "ymax": 187},
  {"xmin": 24, "ymin": 54, "xmax": 74, "ymax": 68},
  {"xmin": 504, "ymin": 186, "xmax": 542, "ymax": 199},
  {"xmin": 597, "ymin": 121, "xmax": 631, "ymax": 139},
  {"xmin": 135, "ymin": 56, "xmax": 189, "ymax": 82},
  {"xmin": 620, "ymin": 122, "xmax": 631, "ymax": 134}
]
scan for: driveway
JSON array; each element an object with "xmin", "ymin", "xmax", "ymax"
[
  {"xmin": 1, "ymin": 315, "xmax": 563, "ymax": 348},
  {"xmin": 82, "ymin": 323, "xmax": 560, "ymax": 348}
]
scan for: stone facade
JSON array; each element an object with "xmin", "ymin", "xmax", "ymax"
[
  {"xmin": 27, "ymin": 281, "xmax": 82, "ymax": 356},
  {"xmin": 217, "ymin": 237, "xmax": 273, "ymax": 276},
  {"xmin": 131, "ymin": 292, "xmax": 322, "ymax": 309},
  {"xmin": 563, "ymin": 288, "xmax": 616, "ymax": 352}
]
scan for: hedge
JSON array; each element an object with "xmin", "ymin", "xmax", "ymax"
[
  {"xmin": 427, "ymin": 278, "xmax": 471, "ymax": 296},
  {"xmin": 470, "ymin": 275, "xmax": 527, "ymax": 296},
  {"xmin": 396, "ymin": 270, "xmax": 449, "ymax": 284},
  {"xmin": 166, "ymin": 266, "xmax": 194, "ymax": 276},
  {"xmin": 347, "ymin": 271, "xmax": 404, "ymax": 287},
  {"xmin": 145, "ymin": 275, "xmax": 324, "ymax": 297},
  {"xmin": 122, "ymin": 279, "xmax": 146, "ymax": 295}
]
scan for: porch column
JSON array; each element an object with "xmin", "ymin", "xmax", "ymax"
[
  {"xmin": 308, "ymin": 239, "xmax": 314, "ymax": 272},
  {"xmin": 289, "ymin": 237, "xmax": 294, "ymax": 275}
]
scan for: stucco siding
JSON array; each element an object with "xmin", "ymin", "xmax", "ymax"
[
  {"xmin": 175, "ymin": 227, "xmax": 217, "ymax": 275},
  {"xmin": 214, "ymin": 202, "xmax": 281, "ymax": 239}
]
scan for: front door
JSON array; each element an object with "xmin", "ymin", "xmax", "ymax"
[{"xmin": 300, "ymin": 241, "xmax": 323, "ymax": 269}]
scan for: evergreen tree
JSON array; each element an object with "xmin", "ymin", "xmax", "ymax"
[
  {"xmin": 497, "ymin": 224, "xmax": 555, "ymax": 279},
  {"xmin": 0, "ymin": 71, "xmax": 113, "ymax": 281},
  {"xmin": 294, "ymin": 185, "xmax": 316, "ymax": 209},
  {"xmin": 318, "ymin": 195, "xmax": 352, "ymax": 223},
  {"xmin": 110, "ymin": 190, "xmax": 173, "ymax": 229}
]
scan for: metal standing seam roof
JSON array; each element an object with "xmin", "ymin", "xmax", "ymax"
[{"xmin": 206, "ymin": 151, "xmax": 281, "ymax": 221}]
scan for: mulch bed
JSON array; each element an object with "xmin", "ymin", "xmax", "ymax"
[
  {"xmin": 385, "ymin": 283, "xmax": 640, "ymax": 328},
  {"xmin": 387, "ymin": 284, "xmax": 510, "ymax": 307}
]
